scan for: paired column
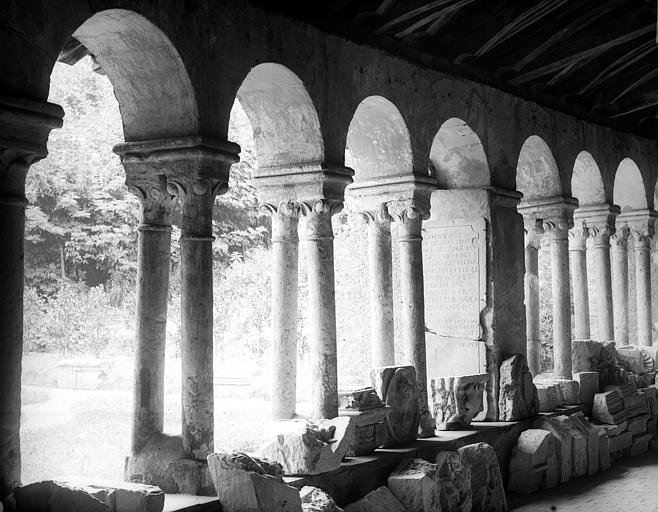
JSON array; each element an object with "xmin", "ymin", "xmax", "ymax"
[
  {"xmin": 0, "ymin": 97, "xmax": 62, "ymax": 503},
  {"xmin": 611, "ymin": 227, "xmax": 630, "ymax": 345},
  {"xmin": 124, "ymin": 176, "xmax": 177, "ymax": 454},
  {"xmin": 363, "ymin": 205, "xmax": 395, "ymax": 367},
  {"xmin": 389, "ymin": 200, "xmax": 434, "ymax": 437},
  {"xmin": 568, "ymin": 226, "xmax": 590, "ymax": 340},
  {"xmin": 587, "ymin": 220, "xmax": 616, "ymax": 342},
  {"xmin": 524, "ymin": 219, "xmax": 543, "ymax": 376},
  {"xmin": 264, "ymin": 202, "xmax": 300, "ymax": 419},
  {"xmin": 301, "ymin": 199, "xmax": 342, "ymax": 419},
  {"xmin": 626, "ymin": 214, "xmax": 656, "ymax": 346}
]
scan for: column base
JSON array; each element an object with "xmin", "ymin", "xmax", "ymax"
[{"xmin": 125, "ymin": 434, "xmax": 214, "ymax": 496}]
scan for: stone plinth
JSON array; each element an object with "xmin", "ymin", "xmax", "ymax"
[
  {"xmin": 508, "ymin": 429, "xmax": 558, "ymax": 494},
  {"xmin": 431, "ymin": 374, "xmax": 487, "ymax": 430},
  {"xmin": 458, "ymin": 442, "xmax": 507, "ymax": 512},
  {"xmin": 371, "ymin": 366, "xmax": 420, "ymax": 446},
  {"xmin": 387, "ymin": 459, "xmax": 440, "ymax": 512},
  {"xmin": 499, "ymin": 355, "xmax": 539, "ymax": 421}
]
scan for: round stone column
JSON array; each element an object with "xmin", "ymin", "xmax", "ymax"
[
  {"xmin": 266, "ymin": 202, "xmax": 300, "ymax": 419},
  {"xmin": 568, "ymin": 227, "xmax": 590, "ymax": 340},
  {"xmin": 364, "ymin": 206, "xmax": 395, "ymax": 368},
  {"xmin": 524, "ymin": 222, "xmax": 542, "ymax": 376},
  {"xmin": 126, "ymin": 179, "xmax": 176, "ymax": 454},
  {"xmin": 632, "ymin": 229, "xmax": 653, "ymax": 346},
  {"xmin": 590, "ymin": 227, "xmax": 615, "ymax": 342},
  {"xmin": 545, "ymin": 220, "xmax": 573, "ymax": 379},
  {"xmin": 611, "ymin": 228, "xmax": 630, "ymax": 345},
  {"xmin": 390, "ymin": 203, "xmax": 434, "ymax": 437},
  {"xmin": 301, "ymin": 199, "xmax": 341, "ymax": 419}
]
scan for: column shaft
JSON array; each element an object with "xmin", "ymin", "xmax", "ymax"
[
  {"xmin": 569, "ymin": 234, "xmax": 590, "ymax": 340},
  {"xmin": 132, "ymin": 224, "xmax": 171, "ymax": 453},
  {"xmin": 524, "ymin": 244, "xmax": 541, "ymax": 376},
  {"xmin": 592, "ymin": 238, "xmax": 614, "ymax": 341},
  {"xmin": 303, "ymin": 201, "xmax": 339, "ymax": 419},
  {"xmin": 367, "ymin": 215, "xmax": 395, "ymax": 367},
  {"xmin": 179, "ymin": 185, "xmax": 215, "ymax": 459},
  {"xmin": 396, "ymin": 213, "xmax": 433, "ymax": 436},
  {"xmin": 611, "ymin": 233, "xmax": 629, "ymax": 345},
  {"xmin": 270, "ymin": 206, "xmax": 299, "ymax": 419},
  {"xmin": 550, "ymin": 229, "xmax": 572, "ymax": 378},
  {"xmin": 634, "ymin": 238, "xmax": 652, "ymax": 346}
]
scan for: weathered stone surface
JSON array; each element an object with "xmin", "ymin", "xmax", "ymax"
[
  {"xmin": 553, "ymin": 416, "xmax": 587, "ymax": 478},
  {"xmin": 555, "ymin": 380, "xmax": 579, "ymax": 405},
  {"xmin": 458, "ymin": 443, "xmax": 507, "ymax": 512},
  {"xmin": 499, "ymin": 355, "xmax": 539, "ymax": 421},
  {"xmin": 259, "ymin": 418, "xmax": 354, "ymax": 476},
  {"xmin": 207, "ymin": 451, "xmax": 301, "ymax": 512},
  {"xmin": 387, "ymin": 459, "xmax": 441, "ymax": 512},
  {"xmin": 570, "ymin": 414, "xmax": 599, "ymax": 475},
  {"xmin": 508, "ymin": 429, "xmax": 558, "ymax": 494},
  {"xmin": 574, "ymin": 372, "xmax": 599, "ymax": 413},
  {"xmin": 431, "ymin": 374, "xmax": 487, "ymax": 430},
  {"xmin": 534, "ymin": 418, "xmax": 572, "ymax": 483},
  {"xmin": 535, "ymin": 384, "xmax": 559, "ymax": 412},
  {"xmin": 14, "ymin": 478, "xmax": 165, "ymax": 512},
  {"xmin": 339, "ymin": 388, "xmax": 389, "ymax": 456},
  {"xmin": 627, "ymin": 414, "xmax": 649, "ymax": 435},
  {"xmin": 598, "ymin": 430, "xmax": 611, "ymax": 471},
  {"xmin": 592, "ymin": 390, "xmax": 627, "ymax": 424},
  {"xmin": 343, "ymin": 487, "xmax": 406, "ymax": 512},
  {"xmin": 371, "ymin": 366, "xmax": 420, "ymax": 447},
  {"xmin": 617, "ymin": 346, "xmax": 649, "ymax": 374},
  {"xmin": 608, "ymin": 432, "xmax": 633, "ymax": 453},
  {"xmin": 435, "ymin": 451, "xmax": 471, "ymax": 512},
  {"xmin": 572, "ymin": 340, "xmax": 602, "ymax": 373},
  {"xmin": 338, "ymin": 388, "xmax": 384, "ymax": 411},
  {"xmin": 300, "ymin": 486, "xmax": 343, "ymax": 512},
  {"xmin": 630, "ymin": 434, "xmax": 651, "ymax": 456}
]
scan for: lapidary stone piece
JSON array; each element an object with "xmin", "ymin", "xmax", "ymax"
[
  {"xmin": 371, "ymin": 366, "xmax": 420, "ymax": 446},
  {"xmin": 338, "ymin": 387, "xmax": 384, "ymax": 411},
  {"xmin": 534, "ymin": 418, "xmax": 572, "ymax": 483},
  {"xmin": 592, "ymin": 390, "xmax": 627, "ymax": 424},
  {"xmin": 508, "ymin": 429, "xmax": 558, "ymax": 494},
  {"xmin": 498, "ymin": 355, "xmax": 539, "ymax": 421},
  {"xmin": 387, "ymin": 459, "xmax": 441, "ymax": 512},
  {"xmin": 535, "ymin": 384, "xmax": 559, "ymax": 413},
  {"xmin": 435, "ymin": 451, "xmax": 472, "ymax": 512},
  {"xmin": 574, "ymin": 372, "xmax": 599, "ymax": 414},
  {"xmin": 554, "ymin": 416, "xmax": 587, "ymax": 478},
  {"xmin": 431, "ymin": 374, "xmax": 487, "ymax": 430},
  {"xmin": 259, "ymin": 417, "xmax": 354, "ymax": 476},
  {"xmin": 343, "ymin": 487, "xmax": 407, "ymax": 512},
  {"xmin": 300, "ymin": 486, "xmax": 343, "ymax": 512},
  {"xmin": 207, "ymin": 451, "xmax": 301, "ymax": 512},
  {"xmin": 458, "ymin": 442, "xmax": 508, "ymax": 512},
  {"xmin": 570, "ymin": 413, "xmax": 600, "ymax": 475},
  {"xmin": 339, "ymin": 387, "xmax": 389, "ymax": 456}
]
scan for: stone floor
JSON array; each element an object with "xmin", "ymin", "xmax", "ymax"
[{"xmin": 508, "ymin": 450, "xmax": 658, "ymax": 511}]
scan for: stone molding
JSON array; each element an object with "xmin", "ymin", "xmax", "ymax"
[
  {"xmin": 518, "ymin": 196, "xmax": 577, "ymax": 241},
  {"xmin": 349, "ymin": 173, "xmax": 435, "ymax": 212}
]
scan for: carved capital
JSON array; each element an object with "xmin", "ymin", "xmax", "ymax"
[
  {"xmin": 387, "ymin": 199, "xmax": 430, "ymax": 223},
  {"xmin": 587, "ymin": 224, "xmax": 614, "ymax": 247},
  {"xmin": 300, "ymin": 199, "xmax": 343, "ymax": 240},
  {"xmin": 127, "ymin": 174, "xmax": 178, "ymax": 227},
  {"xmin": 167, "ymin": 177, "xmax": 228, "ymax": 202},
  {"xmin": 610, "ymin": 226, "xmax": 630, "ymax": 250},
  {"xmin": 568, "ymin": 225, "xmax": 589, "ymax": 251},
  {"xmin": 523, "ymin": 217, "xmax": 544, "ymax": 249},
  {"xmin": 260, "ymin": 201, "xmax": 300, "ymax": 243},
  {"xmin": 358, "ymin": 203, "xmax": 392, "ymax": 225},
  {"xmin": 573, "ymin": 203, "xmax": 619, "ymax": 248},
  {"xmin": 618, "ymin": 209, "xmax": 657, "ymax": 250}
]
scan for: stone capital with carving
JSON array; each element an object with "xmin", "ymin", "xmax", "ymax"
[
  {"xmin": 260, "ymin": 201, "xmax": 300, "ymax": 243},
  {"xmin": 610, "ymin": 225, "xmax": 630, "ymax": 250},
  {"xmin": 568, "ymin": 224, "xmax": 589, "ymax": 251},
  {"xmin": 300, "ymin": 199, "xmax": 343, "ymax": 240},
  {"xmin": 127, "ymin": 173, "xmax": 178, "ymax": 227},
  {"xmin": 523, "ymin": 217, "xmax": 544, "ymax": 250},
  {"xmin": 517, "ymin": 195, "xmax": 577, "ymax": 241},
  {"xmin": 573, "ymin": 203, "xmax": 619, "ymax": 248},
  {"xmin": 618, "ymin": 209, "xmax": 657, "ymax": 249}
]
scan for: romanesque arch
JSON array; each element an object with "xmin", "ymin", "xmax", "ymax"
[
  {"xmin": 516, "ymin": 135, "xmax": 562, "ymax": 200},
  {"xmin": 572, "ymin": 151, "xmax": 605, "ymax": 206},
  {"xmin": 614, "ymin": 158, "xmax": 647, "ymax": 211}
]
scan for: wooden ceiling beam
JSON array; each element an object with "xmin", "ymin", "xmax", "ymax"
[
  {"xmin": 375, "ymin": 0, "xmax": 456, "ymax": 34},
  {"xmin": 609, "ymin": 90, "xmax": 658, "ymax": 117},
  {"xmin": 57, "ymin": 37, "xmax": 90, "ymax": 66},
  {"xmin": 610, "ymin": 66, "xmax": 658, "ymax": 104}
]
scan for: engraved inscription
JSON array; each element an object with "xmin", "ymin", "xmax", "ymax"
[{"xmin": 422, "ymin": 218, "xmax": 486, "ymax": 340}]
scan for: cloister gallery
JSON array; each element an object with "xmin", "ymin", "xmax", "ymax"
[{"xmin": 3, "ymin": 1, "xmax": 658, "ymax": 511}]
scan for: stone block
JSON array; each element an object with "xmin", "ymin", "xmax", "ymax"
[
  {"xmin": 574, "ymin": 372, "xmax": 599, "ymax": 414},
  {"xmin": 592, "ymin": 390, "xmax": 627, "ymax": 424},
  {"xmin": 598, "ymin": 431, "xmax": 611, "ymax": 471},
  {"xmin": 534, "ymin": 418, "xmax": 572, "ymax": 483},
  {"xmin": 630, "ymin": 434, "xmax": 651, "ymax": 456},
  {"xmin": 14, "ymin": 478, "xmax": 165, "ymax": 512},
  {"xmin": 259, "ymin": 417, "xmax": 354, "ymax": 476},
  {"xmin": 207, "ymin": 452, "xmax": 301, "ymax": 512},
  {"xmin": 435, "ymin": 451, "xmax": 472, "ymax": 512},
  {"xmin": 646, "ymin": 417, "xmax": 657, "ymax": 437},
  {"xmin": 554, "ymin": 416, "xmax": 587, "ymax": 478},
  {"xmin": 387, "ymin": 459, "xmax": 441, "ymax": 512},
  {"xmin": 343, "ymin": 487, "xmax": 406, "ymax": 512},
  {"xmin": 639, "ymin": 387, "xmax": 658, "ymax": 418},
  {"xmin": 339, "ymin": 392, "xmax": 390, "ymax": 456},
  {"xmin": 458, "ymin": 442, "xmax": 508, "ymax": 512},
  {"xmin": 624, "ymin": 392, "xmax": 649, "ymax": 417},
  {"xmin": 572, "ymin": 340, "xmax": 602, "ymax": 373},
  {"xmin": 371, "ymin": 366, "xmax": 420, "ymax": 446},
  {"xmin": 555, "ymin": 380, "xmax": 580, "ymax": 405},
  {"xmin": 570, "ymin": 414, "xmax": 599, "ymax": 475},
  {"xmin": 616, "ymin": 346, "xmax": 647, "ymax": 374},
  {"xmin": 431, "ymin": 374, "xmax": 487, "ymax": 430},
  {"xmin": 608, "ymin": 432, "xmax": 633, "ymax": 453},
  {"xmin": 627, "ymin": 414, "xmax": 649, "ymax": 435},
  {"xmin": 300, "ymin": 486, "xmax": 343, "ymax": 512},
  {"xmin": 508, "ymin": 429, "xmax": 558, "ymax": 494},
  {"xmin": 535, "ymin": 384, "xmax": 559, "ymax": 413},
  {"xmin": 498, "ymin": 355, "xmax": 539, "ymax": 421}
]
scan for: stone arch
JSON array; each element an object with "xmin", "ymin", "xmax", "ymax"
[
  {"xmin": 516, "ymin": 135, "xmax": 562, "ymax": 200},
  {"xmin": 571, "ymin": 151, "xmax": 606, "ymax": 206},
  {"xmin": 429, "ymin": 117, "xmax": 489, "ymax": 189},
  {"xmin": 235, "ymin": 63, "xmax": 324, "ymax": 169},
  {"xmin": 68, "ymin": 9, "xmax": 199, "ymax": 141},
  {"xmin": 614, "ymin": 158, "xmax": 647, "ymax": 211},
  {"xmin": 345, "ymin": 95, "xmax": 413, "ymax": 182}
]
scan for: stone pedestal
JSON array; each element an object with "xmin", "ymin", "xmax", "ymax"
[
  {"xmin": 611, "ymin": 227, "xmax": 630, "ymax": 346},
  {"xmin": 263, "ymin": 202, "xmax": 300, "ymax": 419},
  {"xmin": 0, "ymin": 97, "xmax": 63, "ymax": 502},
  {"xmin": 569, "ymin": 227, "xmax": 590, "ymax": 340}
]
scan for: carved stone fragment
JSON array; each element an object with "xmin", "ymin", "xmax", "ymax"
[
  {"xmin": 259, "ymin": 418, "xmax": 354, "ymax": 476},
  {"xmin": 435, "ymin": 451, "xmax": 472, "ymax": 512},
  {"xmin": 574, "ymin": 372, "xmax": 599, "ymax": 414},
  {"xmin": 387, "ymin": 459, "xmax": 441, "ymax": 512},
  {"xmin": 498, "ymin": 355, "xmax": 539, "ymax": 421},
  {"xmin": 592, "ymin": 390, "xmax": 627, "ymax": 424},
  {"xmin": 431, "ymin": 374, "xmax": 487, "ymax": 430},
  {"xmin": 534, "ymin": 418, "xmax": 572, "ymax": 483},
  {"xmin": 300, "ymin": 486, "xmax": 343, "ymax": 512},
  {"xmin": 535, "ymin": 384, "xmax": 559, "ymax": 412},
  {"xmin": 569, "ymin": 414, "xmax": 599, "ymax": 475},
  {"xmin": 207, "ymin": 451, "xmax": 301, "ymax": 512},
  {"xmin": 457, "ymin": 443, "xmax": 507, "ymax": 512},
  {"xmin": 343, "ymin": 487, "xmax": 406, "ymax": 512},
  {"xmin": 339, "ymin": 387, "xmax": 389, "ymax": 456},
  {"xmin": 508, "ymin": 429, "xmax": 558, "ymax": 494},
  {"xmin": 371, "ymin": 366, "xmax": 420, "ymax": 446},
  {"xmin": 554, "ymin": 416, "xmax": 587, "ymax": 478}
]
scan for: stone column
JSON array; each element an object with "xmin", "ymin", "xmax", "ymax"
[
  {"xmin": 524, "ymin": 219, "xmax": 543, "ymax": 376},
  {"xmin": 125, "ymin": 176, "xmax": 177, "ymax": 454},
  {"xmin": 300, "ymin": 199, "xmax": 342, "ymax": 419},
  {"xmin": 626, "ymin": 213, "xmax": 656, "ymax": 346},
  {"xmin": 568, "ymin": 226, "xmax": 590, "ymax": 340},
  {"xmin": 390, "ymin": 200, "xmax": 434, "ymax": 437},
  {"xmin": 262, "ymin": 202, "xmax": 300, "ymax": 420},
  {"xmin": 363, "ymin": 205, "xmax": 395, "ymax": 367},
  {"xmin": 611, "ymin": 227, "xmax": 630, "ymax": 345},
  {"xmin": 0, "ymin": 97, "xmax": 62, "ymax": 504}
]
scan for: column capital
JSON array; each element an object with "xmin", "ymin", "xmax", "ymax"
[
  {"xmin": 573, "ymin": 203, "xmax": 620, "ymax": 246},
  {"xmin": 487, "ymin": 186, "xmax": 523, "ymax": 208},
  {"xmin": 568, "ymin": 226, "xmax": 589, "ymax": 251},
  {"xmin": 259, "ymin": 200, "xmax": 301, "ymax": 218},
  {"xmin": 127, "ymin": 173, "xmax": 177, "ymax": 227},
  {"xmin": 618, "ymin": 209, "xmax": 657, "ymax": 247},
  {"xmin": 356, "ymin": 203, "xmax": 393, "ymax": 225},
  {"xmin": 387, "ymin": 198, "xmax": 430, "ymax": 223},
  {"xmin": 300, "ymin": 199, "xmax": 342, "ymax": 240},
  {"xmin": 523, "ymin": 217, "xmax": 544, "ymax": 249},
  {"xmin": 518, "ymin": 196, "xmax": 577, "ymax": 240},
  {"xmin": 611, "ymin": 225, "xmax": 631, "ymax": 249}
]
